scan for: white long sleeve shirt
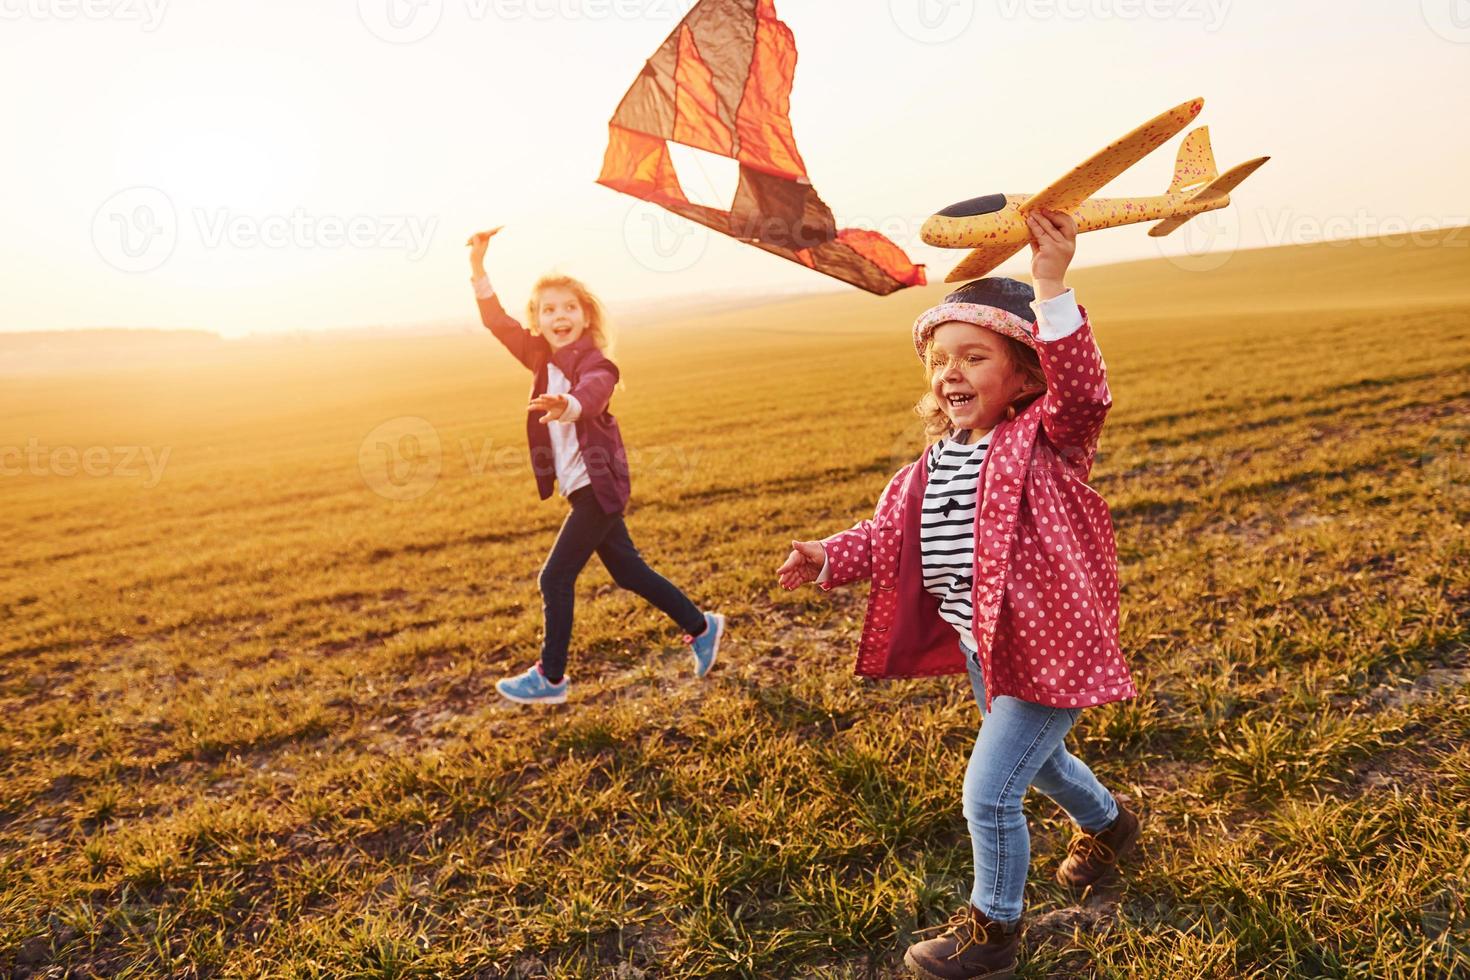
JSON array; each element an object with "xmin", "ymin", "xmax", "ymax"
[{"xmin": 542, "ymin": 362, "xmax": 590, "ymax": 496}]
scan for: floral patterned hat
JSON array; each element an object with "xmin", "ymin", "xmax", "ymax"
[{"xmin": 912, "ymin": 277, "xmax": 1040, "ymax": 362}]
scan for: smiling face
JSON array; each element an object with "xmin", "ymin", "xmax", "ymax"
[
  {"xmin": 534, "ymin": 285, "xmax": 588, "ymax": 350},
  {"xmin": 926, "ymin": 321, "xmax": 1037, "ymax": 434}
]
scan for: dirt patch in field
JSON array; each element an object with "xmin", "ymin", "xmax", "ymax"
[{"xmin": 1367, "ymin": 667, "xmax": 1470, "ymax": 711}]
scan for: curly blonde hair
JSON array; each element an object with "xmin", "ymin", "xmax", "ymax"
[
  {"xmin": 914, "ymin": 333, "xmax": 1047, "ymax": 443},
  {"xmin": 525, "ymin": 274, "xmax": 615, "ymax": 356}
]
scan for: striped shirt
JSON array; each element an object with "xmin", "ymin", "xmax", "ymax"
[{"xmin": 921, "ymin": 432, "xmax": 990, "ymax": 651}]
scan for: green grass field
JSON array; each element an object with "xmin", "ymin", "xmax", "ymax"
[{"xmin": 3, "ymin": 230, "xmax": 1468, "ymax": 977}]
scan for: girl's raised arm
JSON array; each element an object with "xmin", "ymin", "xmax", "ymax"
[
  {"xmin": 1027, "ymin": 210, "xmax": 1112, "ymax": 472},
  {"xmin": 468, "ymin": 227, "xmax": 548, "ymax": 371},
  {"xmin": 1033, "ymin": 308, "xmax": 1112, "ymax": 471}
]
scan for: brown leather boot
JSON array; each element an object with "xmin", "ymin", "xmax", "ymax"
[
  {"xmin": 903, "ymin": 904, "xmax": 1020, "ymax": 979},
  {"xmin": 1056, "ymin": 793, "xmax": 1141, "ymax": 891}
]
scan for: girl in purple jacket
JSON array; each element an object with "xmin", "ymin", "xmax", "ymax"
[{"xmin": 467, "ymin": 228, "xmax": 725, "ymax": 705}]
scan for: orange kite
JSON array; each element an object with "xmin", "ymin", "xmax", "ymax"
[{"xmin": 597, "ymin": 0, "xmax": 926, "ymax": 296}]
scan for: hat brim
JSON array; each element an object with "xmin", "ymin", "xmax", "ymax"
[{"xmin": 913, "ymin": 302, "xmax": 1039, "ymax": 361}]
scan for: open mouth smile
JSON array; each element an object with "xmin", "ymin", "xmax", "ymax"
[{"xmin": 945, "ymin": 392, "xmax": 975, "ymax": 409}]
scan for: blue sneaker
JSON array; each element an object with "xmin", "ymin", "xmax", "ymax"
[
  {"xmin": 495, "ymin": 663, "xmax": 568, "ymax": 705},
  {"xmin": 685, "ymin": 612, "xmax": 725, "ymax": 680}
]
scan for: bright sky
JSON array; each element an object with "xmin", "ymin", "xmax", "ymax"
[{"xmin": 3, "ymin": 0, "xmax": 1468, "ymax": 335}]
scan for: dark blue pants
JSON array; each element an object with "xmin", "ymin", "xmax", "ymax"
[{"xmin": 538, "ymin": 486, "xmax": 705, "ymax": 682}]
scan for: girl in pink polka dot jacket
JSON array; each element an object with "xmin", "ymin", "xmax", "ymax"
[{"xmin": 777, "ymin": 210, "xmax": 1141, "ymax": 978}]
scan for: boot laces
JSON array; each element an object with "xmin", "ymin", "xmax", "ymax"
[
  {"xmin": 915, "ymin": 906, "xmax": 998, "ymax": 958},
  {"xmin": 913, "ymin": 906, "xmax": 969, "ymax": 938},
  {"xmin": 1067, "ymin": 829, "xmax": 1117, "ymax": 866}
]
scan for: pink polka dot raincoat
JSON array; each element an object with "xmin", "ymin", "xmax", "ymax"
[{"xmin": 819, "ymin": 312, "xmax": 1136, "ymax": 711}]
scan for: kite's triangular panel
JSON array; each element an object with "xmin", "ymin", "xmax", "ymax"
[{"xmin": 598, "ymin": 0, "xmax": 925, "ymax": 296}]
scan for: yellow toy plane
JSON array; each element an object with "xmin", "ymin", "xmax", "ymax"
[{"xmin": 921, "ymin": 98, "xmax": 1270, "ymax": 282}]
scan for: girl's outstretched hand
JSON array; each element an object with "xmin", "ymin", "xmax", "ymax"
[
  {"xmin": 466, "ymin": 226, "xmax": 503, "ymax": 276},
  {"xmin": 529, "ymin": 393, "xmax": 570, "ymax": 423},
  {"xmin": 777, "ymin": 540, "xmax": 826, "ymax": 590},
  {"xmin": 1026, "ymin": 208, "xmax": 1076, "ymax": 300}
]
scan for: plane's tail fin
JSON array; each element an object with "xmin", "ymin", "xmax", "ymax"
[
  {"xmin": 1168, "ymin": 127, "xmax": 1218, "ymax": 194},
  {"xmin": 1150, "ymin": 155, "xmax": 1271, "ymax": 237}
]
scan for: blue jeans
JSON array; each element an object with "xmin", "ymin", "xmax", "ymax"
[
  {"xmin": 961, "ymin": 640, "xmax": 1118, "ymax": 923},
  {"xmin": 538, "ymin": 487, "xmax": 705, "ymax": 682}
]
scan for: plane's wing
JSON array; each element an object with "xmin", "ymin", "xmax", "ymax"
[
  {"xmin": 944, "ymin": 240, "xmax": 1028, "ymax": 283},
  {"xmin": 1025, "ymin": 98, "xmax": 1205, "ymax": 213}
]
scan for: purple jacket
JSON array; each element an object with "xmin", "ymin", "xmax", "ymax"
[{"xmin": 477, "ymin": 295, "xmax": 631, "ymax": 515}]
